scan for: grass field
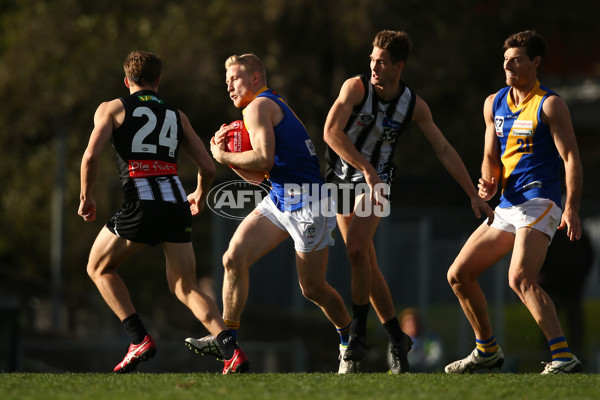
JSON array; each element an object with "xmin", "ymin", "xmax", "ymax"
[{"xmin": 1, "ymin": 372, "xmax": 599, "ymax": 400}]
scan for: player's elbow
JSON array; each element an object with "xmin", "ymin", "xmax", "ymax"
[
  {"xmin": 258, "ymin": 155, "xmax": 274, "ymax": 171},
  {"xmin": 323, "ymin": 127, "xmax": 337, "ymax": 147},
  {"xmin": 201, "ymin": 160, "xmax": 216, "ymax": 179},
  {"xmin": 81, "ymin": 149, "xmax": 99, "ymax": 169},
  {"xmin": 434, "ymin": 140, "xmax": 456, "ymax": 162},
  {"xmin": 564, "ymin": 155, "xmax": 583, "ymax": 175},
  {"xmin": 246, "ymin": 172, "xmax": 265, "ymax": 186}
]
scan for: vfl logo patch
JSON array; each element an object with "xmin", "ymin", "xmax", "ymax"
[
  {"xmin": 494, "ymin": 116, "xmax": 504, "ymax": 137},
  {"xmin": 306, "ymin": 224, "xmax": 316, "ymax": 243},
  {"xmin": 356, "ymin": 114, "xmax": 374, "ymax": 126}
]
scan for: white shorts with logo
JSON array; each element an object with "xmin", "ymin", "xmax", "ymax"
[
  {"xmin": 488, "ymin": 198, "xmax": 561, "ymax": 239},
  {"xmin": 256, "ymin": 195, "xmax": 336, "ymax": 253}
]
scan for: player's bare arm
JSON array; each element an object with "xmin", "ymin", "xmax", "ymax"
[
  {"xmin": 543, "ymin": 95, "xmax": 583, "ymax": 240},
  {"xmin": 210, "ymin": 98, "xmax": 276, "ymax": 172},
  {"xmin": 324, "ymin": 77, "xmax": 384, "ymax": 201},
  {"xmin": 479, "ymin": 93, "xmax": 502, "ymax": 201},
  {"xmin": 232, "ymin": 168, "xmax": 268, "ymax": 186},
  {"xmin": 78, "ymin": 100, "xmax": 123, "ymax": 221},
  {"xmin": 209, "ymin": 123, "xmax": 267, "ymax": 185},
  {"xmin": 179, "ymin": 110, "xmax": 215, "ymax": 216},
  {"xmin": 412, "ymin": 96, "xmax": 494, "ymax": 222}
]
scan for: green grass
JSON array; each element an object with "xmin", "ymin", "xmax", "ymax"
[{"xmin": 1, "ymin": 373, "xmax": 599, "ymax": 400}]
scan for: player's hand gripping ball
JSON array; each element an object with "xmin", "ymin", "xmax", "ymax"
[{"xmin": 225, "ymin": 120, "xmax": 252, "ymax": 153}]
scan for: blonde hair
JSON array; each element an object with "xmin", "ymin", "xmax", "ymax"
[{"xmin": 225, "ymin": 53, "xmax": 267, "ymax": 85}]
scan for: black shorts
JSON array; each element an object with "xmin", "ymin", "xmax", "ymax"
[
  {"xmin": 326, "ymin": 172, "xmax": 394, "ymax": 215},
  {"xmin": 107, "ymin": 200, "xmax": 192, "ymax": 246}
]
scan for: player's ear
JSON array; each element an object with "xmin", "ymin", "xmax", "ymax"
[
  {"xmin": 533, "ymin": 55, "xmax": 541, "ymax": 70},
  {"xmin": 124, "ymin": 77, "xmax": 130, "ymax": 88},
  {"xmin": 396, "ymin": 61, "xmax": 405, "ymax": 75},
  {"xmin": 252, "ymin": 71, "xmax": 261, "ymax": 86}
]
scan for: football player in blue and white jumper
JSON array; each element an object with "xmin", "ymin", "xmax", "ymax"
[
  {"xmin": 186, "ymin": 54, "xmax": 353, "ymax": 372},
  {"xmin": 446, "ymin": 30, "xmax": 584, "ymax": 375}
]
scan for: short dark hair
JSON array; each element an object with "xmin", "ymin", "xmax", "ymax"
[
  {"xmin": 373, "ymin": 30, "xmax": 412, "ymax": 64},
  {"xmin": 123, "ymin": 51, "xmax": 162, "ymax": 85},
  {"xmin": 502, "ymin": 30, "xmax": 547, "ymax": 61}
]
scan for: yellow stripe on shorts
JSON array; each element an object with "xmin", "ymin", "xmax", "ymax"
[{"xmin": 526, "ymin": 203, "xmax": 553, "ymax": 228}]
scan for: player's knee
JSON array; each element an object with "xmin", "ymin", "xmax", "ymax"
[
  {"xmin": 447, "ymin": 263, "xmax": 470, "ymax": 292},
  {"xmin": 86, "ymin": 263, "xmax": 96, "ymax": 279},
  {"xmin": 346, "ymin": 240, "xmax": 369, "ymax": 264},
  {"xmin": 86, "ymin": 262, "xmax": 107, "ymax": 281},
  {"xmin": 222, "ymin": 248, "xmax": 247, "ymax": 273},
  {"xmin": 447, "ymin": 264, "xmax": 460, "ymax": 286},
  {"xmin": 508, "ymin": 272, "xmax": 534, "ymax": 296},
  {"xmin": 300, "ymin": 281, "xmax": 326, "ymax": 303}
]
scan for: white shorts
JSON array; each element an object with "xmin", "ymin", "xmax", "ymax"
[
  {"xmin": 488, "ymin": 198, "xmax": 561, "ymax": 239},
  {"xmin": 256, "ymin": 195, "xmax": 336, "ymax": 253}
]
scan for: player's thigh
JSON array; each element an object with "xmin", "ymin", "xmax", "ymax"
[
  {"xmin": 509, "ymin": 227, "xmax": 551, "ymax": 282},
  {"xmin": 336, "ymin": 193, "xmax": 380, "ymax": 243},
  {"xmin": 87, "ymin": 226, "xmax": 143, "ymax": 272},
  {"xmin": 336, "ymin": 213, "xmax": 351, "ymax": 243},
  {"xmin": 226, "ymin": 209, "xmax": 290, "ymax": 266},
  {"xmin": 295, "ymin": 247, "xmax": 328, "ymax": 287},
  {"xmin": 347, "ymin": 200, "xmax": 381, "ymax": 245},
  {"xmin": 450, "ymin": 223, "xmax": 514, "ymax": 278},
  {"xmin": 162, "ymin": 242, "xmax": 196, "ymax": 285}
]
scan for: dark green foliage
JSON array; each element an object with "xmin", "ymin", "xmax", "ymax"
[{"xmin": 0, "ymin": 1, "xmax": 597, "ymax": 334}]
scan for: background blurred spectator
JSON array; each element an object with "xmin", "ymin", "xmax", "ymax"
[
  {"xmin": 538, "ymin": 225, "xmax": 594, "ymax": 357},
  {"xmin": 388, "ymin": 308, "xmax": 445, "ymax": 372}
]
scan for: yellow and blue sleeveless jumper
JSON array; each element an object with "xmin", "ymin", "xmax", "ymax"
[
  {"xmin": 492, "ymin": 80, "xmax": 562, "ymax": 208},
  {"xmin": 245, "ymin": 87, "xmax": 323, "ymax": 212}
]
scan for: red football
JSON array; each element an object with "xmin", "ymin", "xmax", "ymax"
[{"xmin": 225, "ymin": 120, "xmax": 252, "ymax": 153}]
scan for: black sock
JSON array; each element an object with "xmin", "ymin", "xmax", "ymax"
[
  {"xmin": 217, "ymin": 330, "xmax": 239, "ymax": 360},
  {"xmin": 351, "ymin": 303, "xmax": 370, "ymax": 338},
  {"xmin": 382, "ymin": 316, "xmax": 404, "ymax": 346},
  {"xmin": 122, "ymin": 313, "xmax": 148, "ymax": 344}
]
